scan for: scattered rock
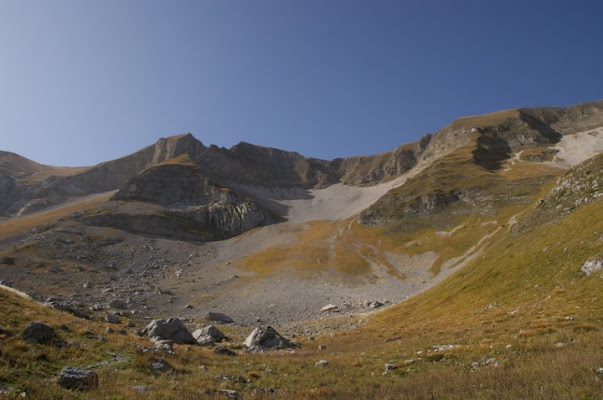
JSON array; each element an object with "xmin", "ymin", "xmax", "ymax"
[
  {"xmin": 318, "ymin": 345, "xmax": 327, "ymax": 351},
  {"xmin": 0, "ymin": 257, "xmax": 15, "ymax": 265},
  {"xmin": 57, "ymin": 367, "xmax": 98, "ymax": 391},
  {"xmin": 154, "ymin": 340, "xmax": 174, "ymax": 353},
  {"xmin": 581, "ymin": 256, "xmax": 603, "ymax": 276},
  {"xmin": 142, "ymin": 318, "xmax": 196, "ymax": 345},
  {"xmin": 205, "ymin": 312, "xmax": 234, "ymax": 324},
  {"xmin": 184, "ymin": 304, "xmax": 193, "ymax": 309},
  {"xmin": 384, "ymin": 363, "xmax": 397, "ymax": 370},
  {"xmin": 22, "ymin": 322, "xmax": 56, "ymax": 344},
  {"xmin": 218, "ymin": 389, "xmax": 241, "ymax": 399},
  {"xmin": 105, "ymin": 314, "xmax": 120, "ymax": 324},
  {"xmin": 108, "ymin": 299, "xmax": 127, "ymax": 310},
  {"xmin": 151, "ymin": 358, "xmax": 172, "ymax": 372},
  {"xmin": 193, "ymin": 325, "xmax": 227, "ymax": 346},
  {"xmin": 132, "ymin": 385, "xmax": 148, "ymax": 393},
  {"xmin": 369, "ymin": 301, "xmax": 384, "ymax": 309},
  {"xmin": 315, "ymin": 360, "xmax": 328, "ymax": 367},
  {"xmin": 213, "ymin": 346, "xmax": 237, "ymax": 356},
  {"xmin": 321, "ymin": 304, "xmax": 338, "ymax": 312},
  {"xmin": 243, "ymin": 326, "xmax": 294, "ymax": 351}
]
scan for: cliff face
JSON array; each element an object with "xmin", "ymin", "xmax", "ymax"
[
  {"xmin": 2, "ymin": 99, "xmax": 602, "ymax": 237},
  {"xmin": 357, "ymin": 100, "xmax": 603, "ymax": 230},
  {"xmin": 84, "ymin": 154, "xmax": 268, "ymax": 241}
]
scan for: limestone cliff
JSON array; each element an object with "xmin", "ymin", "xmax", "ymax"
[{"xmin": 83, "ymin": 154, "xmax": 269, "ymax": 241}]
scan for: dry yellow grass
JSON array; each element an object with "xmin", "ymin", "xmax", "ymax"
[{"xmin": 0, "ymin": 192, "xmax": 113, "ymax": 241}]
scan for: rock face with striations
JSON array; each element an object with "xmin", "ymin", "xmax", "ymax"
[{"xmin": 83, "ymin": 153, "xmax": 268, "ymax": 241}]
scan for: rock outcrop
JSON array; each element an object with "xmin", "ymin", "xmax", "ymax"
[
  {"xmin": 243, "ymin": 326, "xmax": 294, "ymax": 351},
  {"xmin": 58, "ymin": 367, "xmax": 99, "ymax": 391},
  {"xmin": 192, "ymin": 325, "xmax": 228, "ymax": 346},
  {"xmin": 22, "ymin": 321, "xmax": 57, "ymax": 344},
  {"xmin": 142, "ymin": 318, "xmax": 196, "ymax": 345}
]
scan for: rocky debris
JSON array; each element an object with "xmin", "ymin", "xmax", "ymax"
[
  {"xmin": 105, "ymin": 314, "xmax": 120, "ymax": 324},
  {"xmin": 108, "ymin": 299, "xmax": 127, "ymax": 310},
  {"xmin": 217, "ymin": 373, "xmax": 247, "ymax": 383},
  {"xmin": 142, "ymin": 318, "xmax": 196, "ymax": 345},
  {"xmin": 243, "ymin": 326, "xmax": 294, "ymax": 351},
  {"xmin": 192, "ymin": 325, "xmax": 228, "ymax": 346},
  {"xmin": 368, "ymin": 301, "xmax": 384, "ymax": 309},
  {"xmin": 315, "ymin": 360, "xmax": 328, "ymax": 367},
  {"xmin": 431, "ymin": 344, "xmax": 460, "ymax": 352},
  {"xmin": 481, "ymin": 356, "xmax": 499, "ymax": 367},
  {"xmin": 213, "ymin": 346, "xmax": 237, "ymax": 356},
  {"xmin": 205, "ymin": 312, "xmax": 234, "ymax": 324},
  {"xmin": 132, "ymin": 385, "xmax": 148, "ymax": 394},
  {"xmin": 218, "ymin": 389, "xmax": 241, "ymax": 399},
  {"xmin": 136, "ymin": 341, "xmax": 174, "ymax": 355},
  {"xmin": 154, "ymin": 340, "xmax": 174, "ymax": 353},
  {"xmin": 384, "ymin": 364, "xmax": 398, "ymax": 370},
  {"xmin": 57, "ymin": 367, "xmax": 98, "ymax": 391},
  {"xmin": 44, "ymin": 297, "xmax": 91, "ymax": 319},
  {"xmin": 318, "ymin": 345, "xmax": 327, "ymax": 351},
  {"xmin": 321, "ymin": 304, "xmax": 338, "ymax": 312},
  {"xmin": 581, "ymin": 256, "xmax": 603, "ymax": 276},
  {"xmin": 22, "ymin": 322, "xmax": 56, "ymax": 344},
  {"xmin": 151, "ymin": 358, "xmax": 173, "ymax": 372},
  {"xmin": 0, "ymin": 257, "xmax": 15, "ymax": 265}
]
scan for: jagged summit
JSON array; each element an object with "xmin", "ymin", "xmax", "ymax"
[{"xmin": 1, "ymin": 99, "xmax": 602, "ymax": 221}]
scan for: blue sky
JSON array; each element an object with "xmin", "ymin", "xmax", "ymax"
[{"xmin": 1, "ymin": 0, "xmax": 602, "ymax": 166}]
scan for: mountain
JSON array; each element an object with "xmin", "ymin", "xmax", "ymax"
[{"xmin": 0, "ymin": 99, "xmax": 601, "ymax": 398}]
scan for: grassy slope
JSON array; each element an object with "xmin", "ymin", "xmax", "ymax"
[
  {"xmin": 1, "ymin": 159, "xmax": 601, "ymax": 398},
  {"xmin": 0, "ymin": 193, "xmax": 114, "ymax": 241}
]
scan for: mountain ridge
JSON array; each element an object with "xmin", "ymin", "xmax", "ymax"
[{"xmin": 1, "ymin": 99, "xmax": 601, "ymax": 224}]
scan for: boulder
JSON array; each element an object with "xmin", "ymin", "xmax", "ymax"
[
  {"xmin": 108, "ymin": 299, "xmax": 127, "ymax": 309},
  {"xmin": 22, "ymin": 322, "xmax": 56, "ymax": 344},
  {"xmin": 315, "ymin": 360, "xmax": 328, "ymax": 367},
  {"xmin": 205, "ymin": 311, "xmax": 234, "ymax": 324},
  {"xmin": 142, "ymin": 318, "xmax": 196, "ymax": 344},
  {"xmin": 218, "ymin": 389, "xmax": 241, "ymax": 399},
  {"xmin": 581, "ymin": 257, "xmax": 603, "ymax": 276},
  {"xmin": 151, "ymin": 358, "xmax": 172, "ymax": 372},
  {"xmin": 105, "ymin": 314, "xmax": 120, "ymax": 324},
  {"xmin": 321, "ymin": 304, "xmax": 338, "ymax": 312},
  {"xmin": 0, "ymin": 257, "xmax": 15, "ymax": 265},
  {"xmin": 57, "ymin": 367, "xmax": 98, "ymax": 391},
  {"xmin": 192, "ymin": 325, "xmax": 227, "ymax": 346},
  {"xmin": 154, "ymin": 340, "xmax": 174, "ymax": 353},
  {"xmin": 243, "ymin": 326, "xmax": 293, "ymax": 351}
]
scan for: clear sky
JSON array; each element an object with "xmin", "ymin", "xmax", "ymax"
[{"xmin": 1, "ymin": 0, "xmax": 602, "ymax": 166}]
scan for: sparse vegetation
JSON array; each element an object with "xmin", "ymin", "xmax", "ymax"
[{"xmin": 1, "ymin": 102, "xmax": 602, "ymax": 398}]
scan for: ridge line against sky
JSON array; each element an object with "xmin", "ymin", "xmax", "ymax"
[{"xmin": 1, "ymin": 0, "xmax": 602, "ymax": 167}]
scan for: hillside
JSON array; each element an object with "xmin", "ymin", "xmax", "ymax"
[
  {"xmin": 0, "ymin": 152, "xmax": 601, "ymax": 399},
  {"xmin": 0, "ymin": 99, "xmax": 602, "ymax": 398}
]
